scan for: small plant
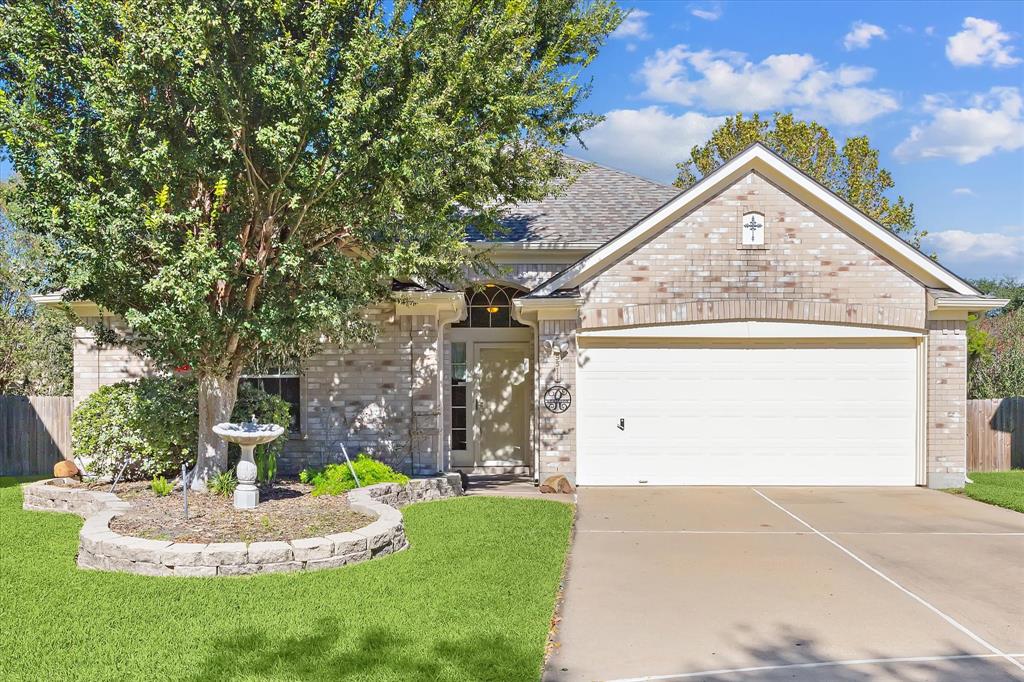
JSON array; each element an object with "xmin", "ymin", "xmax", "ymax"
[
  {"xmin": 303, "ymin": 454, "xmax": 409, "ymax": 497},
  {"xmin": 209, "ymin": 470, "xmax": 237, "ymax": 497},
  {"xmin": 150, "ymin": 475, "xmax": 173, "ymax": 497}
]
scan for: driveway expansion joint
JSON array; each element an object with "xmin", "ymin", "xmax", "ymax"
[{"xmin": 751, "ymin": 487, "xmax": 1024, "ymax": 675}]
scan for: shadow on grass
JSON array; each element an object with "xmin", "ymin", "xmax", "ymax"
[{"xmin": 192, "ymin": 621, "xmax": 539, "ymax": 682}]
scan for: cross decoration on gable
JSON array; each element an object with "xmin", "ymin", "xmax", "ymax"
[
  {"xmin": 741, "ymin": 211, "xmax": 765, "ymax": 246},
  {"xmin": 744, "ymin": 216, "xmax": 760, "ymax": 239}
]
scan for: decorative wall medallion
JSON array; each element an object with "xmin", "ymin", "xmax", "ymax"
[
  {"xmin": 543, "ymin": 386, "xmax": 572, "ymax": 413},
  {"xmin": 741, "ymin": 211, "xmax": 766, "ymax": 246}
]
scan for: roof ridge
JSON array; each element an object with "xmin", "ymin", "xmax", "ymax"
[{"xmin": 560, "ymin": 152, "xmax": 682, "ymax": 193}]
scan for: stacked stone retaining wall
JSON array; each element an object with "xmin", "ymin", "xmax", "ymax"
[{"xmin": 22, "ymin": 474, "xmax": 463, "ymax": 577}]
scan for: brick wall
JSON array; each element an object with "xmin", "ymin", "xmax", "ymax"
[
  {"xmin": 280, "ymin": 308, "xmax": 440, "ymax": 475},
  {"xmin": 537, "ymin": 318, "xmax": 577, "ymax": 481},
  {"xmin": 73, "ymin": 318, "xmax": 155, "ymax": 407},
  {"xmin": 581, "ymin": 171, "xmax": 925, "ymax": 318},
  {"xmin": 72, "ymin": 308, "xmax": 442, "ymax": 476},
  {"xmin": 926, "ymin": 320, "xmax": 968, "ymax": 488}
]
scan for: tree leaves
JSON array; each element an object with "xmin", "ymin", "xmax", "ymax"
[{"xmin": 0, "ymin": 0, "xmax": 621, "ymax": 379}]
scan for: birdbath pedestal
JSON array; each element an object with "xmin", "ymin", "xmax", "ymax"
[{"xmin": 212, "ymin": 418, "xmax": 286, "ymax": 509}]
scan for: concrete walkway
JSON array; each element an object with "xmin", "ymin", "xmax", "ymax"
[
  {"xmin": 463, "ymin": 475, "xmax": 574, "ymax": 502},
  {"xmin": 545, "ymin": 487, "xmax": 1024, "ymax": 681}
]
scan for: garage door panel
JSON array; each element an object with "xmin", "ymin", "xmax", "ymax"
[{"xmin": 577, "ymin": 343, "xmax": 918, "ymax": 486}]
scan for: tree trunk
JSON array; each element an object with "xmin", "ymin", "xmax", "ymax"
[{"xmin": 193, "ymin": 373, "xmax": 239, "ymax": 491}]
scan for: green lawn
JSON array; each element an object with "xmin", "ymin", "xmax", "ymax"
[
  {"xmin": 960, "ymin": 470, "xmax": 1024, "ymax": 513},
  {"xmin": 0, "ymin": 477, "xmax": 573, "ymax": 681}
]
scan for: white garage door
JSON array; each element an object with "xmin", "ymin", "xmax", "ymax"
[{"xmin": 577, "ymin": 341, "xmax": 919, "ymax": 486}]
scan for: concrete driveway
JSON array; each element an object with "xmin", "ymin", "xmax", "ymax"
[{"xmin": 545, "ymin": 487, "xmax": 1024, "ymax": 681}]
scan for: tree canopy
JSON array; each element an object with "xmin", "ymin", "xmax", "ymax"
[
  {"xmin": 675, "ymin": 112, "xmax": 922, "ymax": 247},
  {"xmin": 0, "ymin": 0, "xmax": 621, "ymax": 484}
]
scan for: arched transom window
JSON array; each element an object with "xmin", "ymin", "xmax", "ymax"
[{"xmin": 453, "ymin": 284, "xmax": 526, "ymax": 328}]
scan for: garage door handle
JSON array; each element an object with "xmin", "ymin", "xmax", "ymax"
[{"xmin": 617, "ymin": 419, "xmax": 625, "ymax": 431}]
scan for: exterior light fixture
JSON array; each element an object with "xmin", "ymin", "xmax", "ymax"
[{"xmin": 486, "ymin": 306, "xmax": 499, "ymax": 313}]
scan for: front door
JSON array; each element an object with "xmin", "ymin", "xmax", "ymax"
[{"xmin": 474, "ymin": 344, "xmax": 531, "ymax": 466}]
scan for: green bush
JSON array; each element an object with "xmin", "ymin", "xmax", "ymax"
[
  {"xmin": 72, "ymin": 376, "xmax": 196, "ymax": 479},
  {"xmin": 150, "ymin": 475, "xmax": 172, "ymax": 497},
  {"xmin": 300, "ymin": 455, "xmax": 409, "ymax": 496},
  {"xmin": 72, "ymin": 375, "xmax": 291, "ymax": 481},
  {"xmin": 209, "ymin": 470, "xmax": 237, "ymax": 497}
]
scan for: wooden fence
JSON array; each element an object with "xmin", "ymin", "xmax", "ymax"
[
  {"xmin": 967, "ymin": 398, "xmax": 1023, "ymax": 472},
  {"xmin": 0, "ymin": 395, "xmax": 73, "ymax": 476}
]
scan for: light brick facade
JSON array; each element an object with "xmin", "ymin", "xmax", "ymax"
[
  {"xmin": 580, "ymin": 172, "xmax": 925, "ymax": 312},
  {"xmin": 66, "ymin": 169, "xmax": 976, "ymax": 488},
  {"xmin": 926, "ymin": 320, "xmax": 968, "ymax": 488},
  {"xmin": 73, "ymin": 318, "xmax": 155, "ymax": 407},
  {"xmin": 535, "ymin": 171, "xmax": 966, "ymax": 487}
]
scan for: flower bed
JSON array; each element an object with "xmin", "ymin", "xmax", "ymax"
[{"xmin": 22, "ymin": 475, "xmax": 463, "ymax": 577}]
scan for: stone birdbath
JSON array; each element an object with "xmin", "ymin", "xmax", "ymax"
[{"xmin": 212, "ymin": 417, "xmax": 286, "ymax": 510}]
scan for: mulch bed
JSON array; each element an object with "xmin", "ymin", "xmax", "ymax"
[{"xmin": 97, "ymin": 480, "xmax": 373, "ymax": 544}]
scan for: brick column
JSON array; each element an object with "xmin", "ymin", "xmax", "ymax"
[
  {"xmin": 537, "ymin": 318, "xmax": 578, "ymax": 483},
  {"xmin": 926, "ymin": 319, "xmax": 967, "ymax": 488}
]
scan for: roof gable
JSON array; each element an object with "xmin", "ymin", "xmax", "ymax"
[{"xmin": 529, "ymin": 143, "xmax": 980, "ymax": 297}]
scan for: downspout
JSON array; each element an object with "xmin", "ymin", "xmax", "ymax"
[{"xmin": 513, "ymin": 302, "xmax": 541, "ymax": 485}]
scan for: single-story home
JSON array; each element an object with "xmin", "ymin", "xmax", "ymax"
[{"xmin": 42, "ymin": 143, "xmax": 1007, "ymax": 488}]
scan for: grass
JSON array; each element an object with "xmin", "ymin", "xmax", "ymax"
[
  {"xmin": 955, "ymin": 470, "xmax": 1024, "ymax": 513},
  {"xmin": 0, "ymin": 477, "xmax": 574, "ymax": 681}
]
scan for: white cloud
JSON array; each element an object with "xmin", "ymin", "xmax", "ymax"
[
  {"xmin": 844, "ymin": 22, "xmax": 887, "ymax": 50},
  {"xmin": 894, "ymin": 87, "xmax": 1024, "ymax": 163},
  {"xmin": 924, "ymin": 229, "xmax": 1024, "ymax": 278},
  {"xmin": 691, "ymin": 5, "xmax": 722, "ymax": 22},
  {"xmin": 952, "ymin": 187, "xmax": 976, "ymax": 196},
  {"xmin": 612, "ymin": 9, "xmax": 650, "ymax": 40},
  {"xmin": 946, "ymin": 17, "xmax": 1021, "ymax": 67},
  {"xmin": 638, "ymin": 46, "xmax": 900, "ymax": 125},
  {"xmin": 575, "ymin": 106, "xmax": 725, "ymax": 183},
  {"xmin": 924, "ymin": 26, "xmax": 936, "ymax": 37}
]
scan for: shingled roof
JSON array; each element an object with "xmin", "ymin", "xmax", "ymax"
[{"xmin": 469, "ymin": 156, "xmax": 680, "ymax": 247}]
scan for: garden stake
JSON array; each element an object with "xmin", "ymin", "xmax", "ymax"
[
  {"xmin": 110, "ymin": 459, "xmax": 130, "ymax": 494},
  {"xmin": 182, "ymin": 464, "xmax": 189, "ymax": 520},
  {"xmin": 340, "ymin": 443, "xmax": 361, "ymax": 488}
]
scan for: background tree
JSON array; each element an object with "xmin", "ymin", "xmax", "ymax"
[
  {"xmin": 675, "ymin": 112, "xmax": 923, "ymax": 247},
  {"xmin": 971, "ymin": 277, "xmax": 1024, "ymax": 315},
  {"xmin": 0, "ymin": 180, "xmax": 73, "ymax": 396},
  {"xmin": 0, "ymin": 0, "xmax": 620, "ymax": 488},
  {"xmin": 969, "ymin": 310, "xmax": 1024, "ymax": 399}
]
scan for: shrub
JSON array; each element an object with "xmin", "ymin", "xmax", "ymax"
[
  {"xmin": 209, "ymin": 470, "xmax": 237, "ymax": 497},
  {"xmin": 72, "ymin": 376, "xmax": 196, "ymax": 480},
  {"xmin": 151, "ymin": 475, "xmax": 173, "ymax": 497},
  {"xmin": 301, "ymin": 455, "xmax": 409, "ymax": 496},
  {"xmin": 72, "ymin": 375, "xmax": 291, "ymax": 481}
]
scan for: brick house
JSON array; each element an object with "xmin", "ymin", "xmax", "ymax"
[{"xmin": 46, "ymin": 143, "xmax": 1006, "ymax": 488}]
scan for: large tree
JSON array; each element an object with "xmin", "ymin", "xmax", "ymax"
[
  {"xmin": 0, "ymin": 0, "xmax": 621, "ymax": 488},
  {"xmin": 675, "ymin": 113, "xmax": 923, "ymax": 247}
]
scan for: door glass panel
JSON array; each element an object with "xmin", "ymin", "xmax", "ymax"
[{"xmin": 450, "ymin": 343, "xmax": 467, "ymax": 451}]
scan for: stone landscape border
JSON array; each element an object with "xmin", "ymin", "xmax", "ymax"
[{"xmin": 22, "ymin": 475, "xmax": 463, "ymax": 577}]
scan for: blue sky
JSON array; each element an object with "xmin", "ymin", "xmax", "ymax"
[
  {"xmin": 2, "ymin": 1, "xmax": 1021, "ymax": 280},
  {"xmin": 568, "ymin": 0, "xmax": 1024, "ymax": 280}
]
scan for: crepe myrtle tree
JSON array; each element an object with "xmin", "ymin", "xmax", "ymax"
[
  {"xmin": 676, "ymin": 113, "xmax": 924, "ymax": 247},
  {"xmin": 0, "ymin": 0, "xmax": 622, "ymax": 489}
]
